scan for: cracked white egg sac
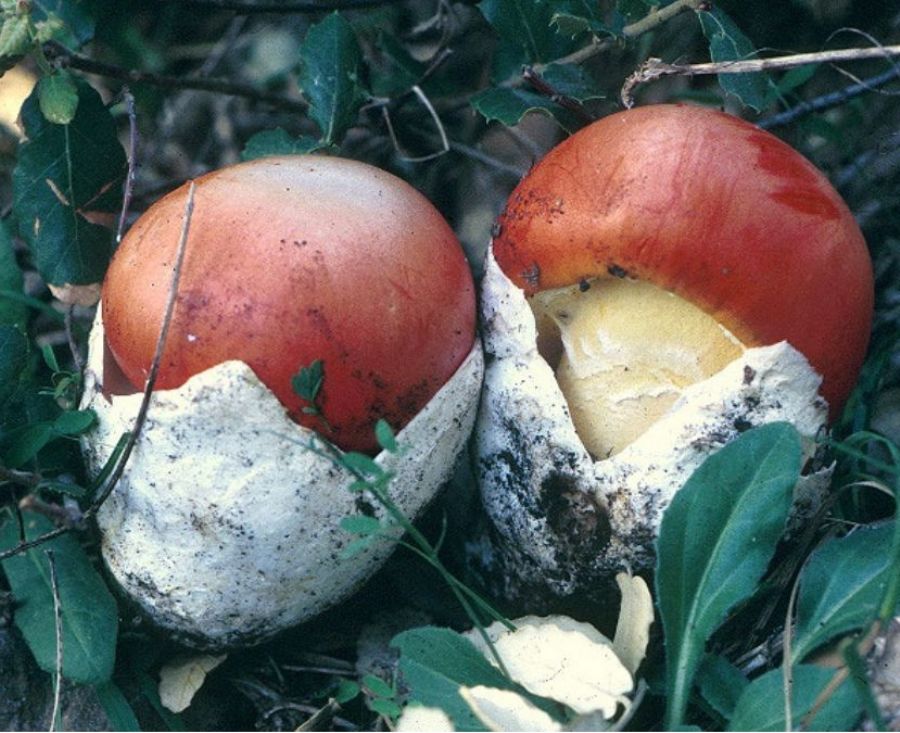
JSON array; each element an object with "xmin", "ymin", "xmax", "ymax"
[
  {"xmin": 81, "ymin": 308, "xmax": 484, "ymax": 649},
  {"xmin": 473, "ymin": 250, "xmax": 830, "ymax": 600}
]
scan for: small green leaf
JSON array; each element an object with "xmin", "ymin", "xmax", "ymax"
[
  {"xmin": 727, "ymin": 664, "xmax": 862, "ymax": 731},
  {"xmin": 375, "ymin": 419, "xmax": 397, "ymax": 453},
  {"xmin": 656, "ymin": 422, "xmax": 803, "ymax": 729},
  {"xmin": 471, "ymin": 86, "xmax": 581, "ymax": 132},
  {"xmin": 52, "ymin": 408, "xmax": 95, "ymax": 435},
  {"xmin": 0, "ymin": 324, "xmax": 27, "ymax": 408},
  {"xmin": 94, "ymin": 681, "xmax": 141, "ymax": 732},
  {"xmin": 0, "ymin": 511, "xmax": 118, "ymax": 684},
  {"xmin": 291, "ymin": 359, "xmax": 324, "ymax": 405},
  {"xmin": 697, "ymin": 654, "xmax": 748, "ymax": 720},
  {"xmin": 541, "ymin": 63, "xmax": 605, "ymax": 102},
  {"xmin": 792, "ymin": 522, "xmax": 895, "ymax": 663},
  {"xmin": 37, "ymin": 70, "xmax": 79, "ymax": 124},
  {"xmin": 298, "ymin": 12, "xmax": 366, "ymax": 145},
  {"xmin": 339, "ymin": 534, "xmax": 379, "ymax": 559},
  {"xmin": 13, "ymin": 78, "xmax": 126, "ymax": 287},
  {"xmin": 370, "ymin": 698, "xmax": 403, "ymax": 718},
  {"xmin": 0, "ymin": 9, "xmax": 32, "ymax": 58},
  {"xmin": 363, "ymin": 673, "xmax": 396, "ymax": 698},
  {"xmin": 699, "ymin": 7, "xmax": 770, "ymax": 112},
  {"xmin": 478, "ymin": 0, "xmax": 581, "ymax": 81},
  {"xmin": 241, "ymin": 128, "xmax": 325, "ymax": 161},
  {"xmin": 340, "ymin": 515, "xmax": 382, "ymax": 535},
  {"xmin": 342, "ymin": 451, "xmax": 385, "ymax": 479},
  {"xmin": 334, "ymin": 678, "xmax": 360, "ymax": 704},
  {"xmin": 31, "ymin": 2, "xmax": 95, "ymax": 47}
]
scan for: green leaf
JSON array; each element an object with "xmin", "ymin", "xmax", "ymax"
[
  {"xmin": 617, "ymin": 0, "xmax": 655, "ymax": 24},
  {"xmin": 656, "ymin": 422, "xmax": 803, "ymax": 729},
  {"xmin": 727, "ymin": 664, "xmax": 862, "ymax": 731},
  {"xmin": 791, "ymin": 522, "xmax": 895, "ymax": 663},
  {"xmin": 392, "ymin": 627, "xmax": 522, "ymax": 731},
  {"xmin": 241, "ymin": 128, "xmax": 325, "ymax": 161},
  {"xmin": 52, "ymin": 408, "xmax": 95, "ymax": 435},
  {"xmin": 4, "ymin": 421, "xmax": 55, "ymax": 468},
  {"xmin": 0, "ymin": 221, "xmax": 27, "ymax": 329},
  {"xmin": 375, "ymin": 419, "xmax": 397, "ymax": 453},
  {"xmin": 542, "ymin": 63, "xmax": 605, "ymax": 102},
  {"xmin": 363, "ymin": 673, "xmax": 396, "ymax": 698},
  {"xmin": 370, "ymin": 698, "xmax": 403, "ymax": 718},
  {"xmin": 370, "ymin": 32, "xmax": 425, "ymax": 97},
  {"xmin": 340, "ymin": 534, "xmax": 380, "ymax": 559},
  {"xmin": 478, "ymin": 0, "xmax": 581, "ymax": 81},
  {"xmin": 334, "ymin": 678, "xmax": 360, "ymax": 704},
  {"xmin": 550, "ymin": 3, "xmax": 618, "ymax": 40},
  {"xmin": 13, "ymin": 78, "xmax": 126, "ymax": 287},
  {"xmin": 342, "ymin": 451, "xmax": 385, "ymax": 479},
  {"xmin": 0, "ymin": 511, "xmax": 118, "ymax": 684},
  {"xmin": 94, "ymin": 681, "xmax": 141, "ymax": 732},
  {"xmin": 699, "ymin": 7, "xmax": 769, "ymax": 112},
  {"xmin": 292, "ymin": 359, "xmax": 324, "ymax": 405},
  {"xmin": 471, "ymin": 86, "xmax": 581, "ymax": 132},
  {"xmin": 37, "ymin": 70, "xmax": 79, "ymax": 124},
  {"xmin": 340, "ymin": 515, "xmax": 382, "ymax": 535},
  {"xmin": 697, "ymin": 654, "xmax": 748, "ymax": 720},
  {"xmin": 298, "ymin": 12, "xmax": 366, "ymax": 145},
  {"xmin": 31, "ymin": 0, "xmax": 95, "ymax": 47},
  {"xmin": 0, "ymin": 6, "xmax": 32, "ymax": 58},
  {"xmin": 0, "ymin": 324, "xmax": 27, "ymax": 408}
]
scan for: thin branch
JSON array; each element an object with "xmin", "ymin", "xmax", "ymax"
[
  {"xmin": 43, "ymin": 42, "xmax": 308, "ymax": 114},
  {"xmin": 0, "ymin": 465, "xmax": 42, "ymax": 488},
  {"xmin": 64, "ymin": 306, "xmax": 83, "ymax": 374},
  {"xmin": 116, "ymin": 88, "xmax": 138, "ymax": 244},
  {"xmin": 522, "ymin": 65, "xmax": 595, "ymax": 125},
  {"xmin": 47, "ymin": 549, "xmax": 63, "ymax": 733},
  {"xmin": 622, "ymin": 44, "xmax": 900, "ymax": 106},
  {"xmin": 759, "ymin": 65, "xmax": 900, "ymax": 129},
  {"xmin": 783, "ymin": 574, "xmax": 802, "ymax": 732},
  {"xmin": 172, "ymin": 0, "xmax": 406, "ymax": 12}
]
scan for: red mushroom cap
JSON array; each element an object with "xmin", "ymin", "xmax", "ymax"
[
  {"xmin": 102, "ymin": 155, "xmax": 476, "ymax": 453},
  {"xmin": 493, "ymin": 104, "xmax": 873, "ymax": 418}
]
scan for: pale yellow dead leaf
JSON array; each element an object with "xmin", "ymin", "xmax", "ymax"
[
  {"xmin": 158, "ymin": 653, "xmax": 227, "ymax": 713},
  {"xmin": 613, "ymin": 572, "xmax": 654, "ymax": 676},
  {"xmin": 0, "ymin": 65, "xmax": 36, "ymax": 135},
  {"xmin": 48, "ymin": 282, "xmax": 101, "ymax": 307},
  {"xmin": 461, "ymin": 686, "xmax": 561, "ymax": 732},
  {"xmin": 466, "ymin": 615, "xmax": 632, "ymax": 717}
]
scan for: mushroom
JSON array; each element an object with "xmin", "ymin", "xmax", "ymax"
[
  {"xmin": 474, "ymin": 104, "xmax": 873, "ymax": 601},
  {"xmin": 81, "ymin": 155, "xmax": 483, "ymax": 647}
]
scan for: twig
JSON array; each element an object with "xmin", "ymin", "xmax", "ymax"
[
  {"xmin": 296, "ymin": 698, "xmax": 342, "ymax": 731},
  {"xmin": 116, "ymin": 88, "xmax": 138, "ymax": 244},
  {"xmin": 622, "ymin": 44, "xmax": 900, "ymax": 106},
  {"xmin": 759, "ymin": 65, "xmax": 900, "ymax": 129},
  {"xmin": 43, "ymin": 42, "xmax": 308, "ymax": 114},
  {"xmin": 522, "ymin": 65, "xmax": 595, "ymax": 125},
  {"xmin": 64, "ymin": 306, "xmax": 84, "ymax": 374},
  {"xmin": 0, "ymin": 465, "xmax": 42, "ymax": 488},
  {"xmin": 0, "ymin": 184, "xmax": 197, "ymax": 563},
  {"xmin": 172, "ymin": 0, "xmax": 406, "ymax": 12},
  {"xmin": 47, "ymin": 549, "xmax": 63, "ymax": 733},
  {"xmin": 382, "ymin": 85, "xmax": 449, "ymax": 163}
]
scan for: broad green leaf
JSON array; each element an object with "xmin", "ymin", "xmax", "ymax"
[
  {"xmin": 0, "ymin": 221, "xmax": 27, "ymax": 329},
  {"xmin": 550, "ymin": 2, "xmax": 619, "ymax": 40},
  {"xmin": 370, "ymin": 32, "xmax": 425, "ymax": 97},
  {"xmin": 241, "ymin": 128, "xmax": 325, "ymax": 161},
  {"xmin": 13, "ymin": 78, "xmax": 126, "ymax": 287},
  {"xmin": 478, "ymin": 0, "xmax": 581, "ymax": 81},
  {"xmin": 52, "ymin": 408, "xmax": 95, "ymax": 435},
  {"xmin": 791, "ymin": 522, "xmax": 894, "ymax": 663},
  {"xmin": 699, "ymin": 8, "xmax": 769, "ymax": 112},
  {"xmin": 37, "ymin": 70, "xmax": 79, "ymax": 124},
  {"xmin": 3, "ymin": 408, "xmax": 94, "ymax": 468},
  {"xmin": 697, "ymin": 654, "xmax": 748, "ymax": 720},
  {"xmin": 392, "ymin": 627, "xmax": 520, "ymax": 731},
  {"xmin": 727, "ymin": 664, "xmax": 862, "ymax": 731},
  {"xmin": 542, "ymin": 63, "xmax": 605, "ymax": 102},
  {"xmin": 656, "ymin": 422, "xmax": 803, "ymax": 729},
  {"xmin": 0, "ymin": 324, "xmax": 27, "ymax": 407},
  {"xmin": 298, "ymin": 12, "xmax": 366, "ymax": 145},
  {"xmin": 471, "ymin": 87, "xmax": 581, "ymax": 132},
  {"xmin": 0, "ymin": 511, "xmax": 118, "ymax": 684},
  {"xmin": 0, "ymin": 5, "xmax": 31, "ymax": 57}
]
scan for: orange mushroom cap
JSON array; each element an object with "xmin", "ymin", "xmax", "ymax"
[
  {"xmin": 493, "ymin": 104, "xmax": 874, "ymax": 418},
  {"xmin": 102, "ymin": 156, "xmax": 476, "ymax": 453}
]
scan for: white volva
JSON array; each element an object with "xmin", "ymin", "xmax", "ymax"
[
  {"xmin": 475, "ymin": 250, "xmax": 830, "ymax": 596},
  {"xmin": 81, "ymin": 307, "xmax": 484, "ymax": 649}
]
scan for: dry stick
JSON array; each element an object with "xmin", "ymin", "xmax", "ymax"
[
  {"xmin": 64, "ymin": 306, "xmax": 84, "ymax": 374},
  {"xmin": 0, "ymin": 184, "xmax": 197, "ymax": 563},
  {"xmin": 43, "ymin": 42, "xmax": 308, "ymax": 114},
  {"xmin": 759, "ymin": 64, "xmax": 900, "ymax": 129},
  {"xmin": 116, "ymin": 88, "xmax": 138, "ymax": 244},
  {"xmin": 47, "ymin": 549, "xmax": 63, "ymax": 733},
  {"xmin": 621, "ymin": 44, "xmax": 900, "ymax": 107}
]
